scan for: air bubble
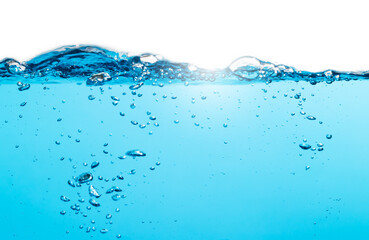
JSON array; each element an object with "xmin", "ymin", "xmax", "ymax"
[
  {"xmin": 112, "ymin": 194, "xmax": 122, "ymax": 201},
  {"xmin": 88, "ymin": 95, "xmax": 95, "ymax": 100},
  {"xmin": 106, "ymin": 186, "xmax": 122, "ymax": 194},
  {"xmin": 86, "ymin": 72, "xmax": 112, "ymax": 86},
  {"xmin": 126, "ymin": 150, "xmax": 146, "ymax": 157},
  {"xmin": 89, "ymin": 185, "xmax": 101, "ymax": 198},
  {"xmin": 76, "ymin": 172, "xmax": 93, "ymax": 183},
  {"xmin": 111, "ymin": 96, "xmax": 120, "ymax": 101},
  {"xmin": 228, "ymin": 56, "xmax": 262, "ymax": 80},
  {"xmin": 100, "ymin": 229, "xmax": 109, "ymax": 234},
  {"xmin": 91, "ymin": 161, "xmax": 100, "ymax": 169},
  {"xmin": 89, "ymin": 199, "xmax": 101, "ymax": 207},
  {"xmin": 5, "ymin": 59, "xmax": 26, "ymax": 74},
  {"xmin": 129, "ymin": 82, "xmax": 144, "ymax": 90},
  {"xmin": 299, "ymin": 143, "xmax": 311, "ymax": 150},
  {"xmin": 18, "ymin": 83, "xmax": 30, "ymax": 91},
  {"xmin": 60, "ymin": 195, "xmax": 70, "ymax": 202}
]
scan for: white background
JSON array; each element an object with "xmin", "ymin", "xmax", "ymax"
[{"xmin": 0, "ymin": 0, "xmax": 368, "ymax": 71}]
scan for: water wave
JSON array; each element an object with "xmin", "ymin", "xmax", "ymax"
[{"xmin": 1, "ymin": 45, "xmax": 368, "ymax": 85}]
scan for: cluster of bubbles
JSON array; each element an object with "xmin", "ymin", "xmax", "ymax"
[
  {"xmin": 59, "ymin": 148, "xmax": 148, "ymax": 237},
  {"xmin": 4, "ymin": 45, "xmax": 344, "ymax": 238}
]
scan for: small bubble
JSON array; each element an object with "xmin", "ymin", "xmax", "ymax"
[
  {"xmin": 174, "ymin": 120, "xmax": 179, "ymax": 124},
  {"xmin": 18, "ymin": 83, "xmax": 30, "ymax": 91},
  {"xmin": 129, "ymin": 82, "xmax": 144, "ymax": 90},
  {"xmin": 67, "ymin": 180, "xmax": 75, "ymax": 187},
  {"xmin": 306, "ymin": 116, "xmax": 316, "ymax": 120},
  {"xmin": 112, "ymin": 194, "xmax": 122, "ymax": 201},
  {"xmin": 88, "ymin": 95, "xmax": 96, "ymax": 100},
  {"xmin": 60, "ymin": 195, "xmax": 70, "ymax": 202},
  {"xmin": 130, "ymin": 103, "xmax": 136, "ymax": 109},
  {"xmin": 126, "ymin": 150, "xmax": 146, "ymax": 157},
  {"xmin": 20, "ymin": 102, "xmax": 27, "ymax": 107},
  {"xmin": 91, "ymin": 161, "xmax": 100, "ymax": 169},
  {"xmin": 299, "ymin": 143, "xmax": 311, "ymax": 150},
  {"xmin": 106, "ymin": 186, "xmax": 123, "ymax": 194},
  {"xmin": 106, "ymin": 214, "xmax": 112, "ymax": 219},
  {"xmin": 111, "ymin": 96, "xmax": 120, "ymax": 101},
  {"xmin": 76, "ymin": 172, "xmax": 93, "ymax": 183},
  {"xmin": 89, "ymin": 199, "xmax": 101, "ymax": 207},
  {"xmin": 117, "ymin": 175, "xmax": 124, "ymax": 180},
  {"xmin": 326, "ymin": 134, "xmax": 332, "ymax": 139},
  {"xmin": 223, "ymin": 123, "xmax": 228, "ymax": 128},
  {"xmin": 100, "ymin": 229, "xmax": 109, "ymax": 234}
]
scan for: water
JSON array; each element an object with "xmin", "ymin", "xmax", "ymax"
[{"xmin": 1, "ymin": 45, "xmax": 369, "ymax": 239}]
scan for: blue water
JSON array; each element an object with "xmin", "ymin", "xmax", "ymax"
[{"xmin": 1, "ymin": 46, "xmax": 369, "ymax": 239}]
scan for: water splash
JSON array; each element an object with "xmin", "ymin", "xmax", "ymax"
[{"xmin": 1, "ymin": 45, "xmax": 369, "ymax": 85}]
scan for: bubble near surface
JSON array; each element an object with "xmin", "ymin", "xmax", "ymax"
[{"xmin": 1, "ymin": 45, "xmax": 368, "ymax": 84}]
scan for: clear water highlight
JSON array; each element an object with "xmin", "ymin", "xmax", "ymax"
[{"xmin": 1, "ymin": 45, "xmax": 369, "ymax": 240}]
